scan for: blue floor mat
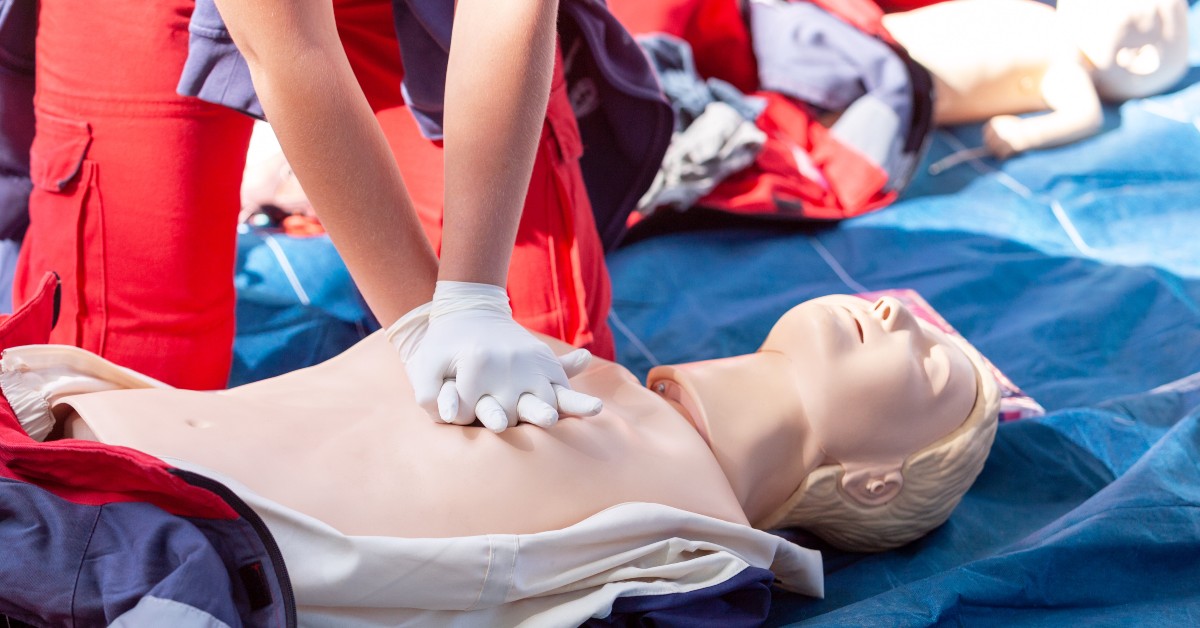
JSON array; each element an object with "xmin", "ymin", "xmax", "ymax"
[{"xmin": 605, "ymin": 3, "xmax": 1200, "ymax": 623}]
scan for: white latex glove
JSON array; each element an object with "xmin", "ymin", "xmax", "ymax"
[{"xmin": 386, "ymin": 281, "xmax": 603, "ymax": 432}]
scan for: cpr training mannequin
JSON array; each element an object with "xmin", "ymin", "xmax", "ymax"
[
  {"xmin": 881, "ymin": 0, "xmax": 1189, "ymax": 158},
  {"xmin": 1, "ymin": 295, "xmax": 1000, "ymax": 619},
  {"xmin": 7, "ymin": 294, "xmax": 1000, "ymax": 545}
]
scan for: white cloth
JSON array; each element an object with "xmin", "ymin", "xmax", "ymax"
[
  {"xmin": 164, "ymin": 458, "xmax": 824, "ymax": 627},
  {"xmin": 0, "ymin": 345, "xmax": 170, "ymax": 441},
  {"xmin": 638, "ymin": 101, "xmax": 767, "ymax": 215}
]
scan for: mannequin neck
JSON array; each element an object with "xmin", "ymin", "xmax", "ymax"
[{"xmin": 647, "ymin": 352, "xmax": 827, "ymax": 526}]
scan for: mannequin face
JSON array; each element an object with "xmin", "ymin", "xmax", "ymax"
[
  {"xmin": 1058, "ymin": 0, "xmax": 1189, "ymax": 101},
  {"xmin": 759, "ymin": 295, "xmax": 977, "ymax": 504}
]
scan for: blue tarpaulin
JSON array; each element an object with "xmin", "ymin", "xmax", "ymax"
[
  {"xmin": 230, "ymin": 227, "xmax": 378, "ymax": 387},
  {"xmin": 603, "ymin": 3, "xmax": 1200, "ymax": 624},
  {"xmin": 231, "ymin": 3, "xmax": 1200, "ymax": 623}
]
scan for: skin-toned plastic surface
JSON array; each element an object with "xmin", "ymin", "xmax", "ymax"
[
  {"xmin": 1058, "ymin": 0, "xmax": 1189, "ymax": 102},
  {"xmin": 882, "ymin": 0, "xmax": 1188, "ymax": 157},
  {"xmin": 48, "ymin": 296, "xmax": 980, "ymax": 543},
  {"xmin": 648, "ymin": 296, "xmax": 977, "ymax": 524},
  {"xmin": 57, "ymin": 335, "xmax": 747, "ymax": 539}
]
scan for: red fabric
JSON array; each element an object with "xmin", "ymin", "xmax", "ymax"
[
  {"xmin": 702, "ymin": 92, "xmax": 895, "ymax": 219},
  {"xmin": 608, "ymin": 0, "xmax": 758, "ymax": 93},
  {"xmin": 0, "ymin": 273, "xmax": 57, "ymax": 348},
  {"xmin": 873, "ymin": 0, "xmax": 950, "ymax": 13},
  {"xmin": 16, "ymin": 0, "xmax": 614, "ymax": 388},
  {"xmin": 608, "ymin": 0, "xmax": 901, "ymax": 224},
  {"xmin": 810, "ymin": 0, "xmax": 889, "ymax": 37},
  {"xmin": 337, "ymin": 0, "xmax": 614, "ymax": 358},
  {"xmin": 0, "ymin": 273, "xmax": 237, "ymax": 518},
  {"xmin": 0, "ymin": 433, "xmax": 240, "ymax": 519}
]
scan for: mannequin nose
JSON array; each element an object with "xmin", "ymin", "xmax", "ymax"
[{"xmin": 870, "ymin": 296, "xmax": 914, "ymax": 333}]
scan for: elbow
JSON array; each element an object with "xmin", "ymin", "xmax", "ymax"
[
  {"xmin": 1085, "ymin": 114, "xmax": 1103, "ymax": 137},
  {"xmin": 213, "ymin": 0, "xmax": 338, "ymax": 76},
  {"xmin": 1078, "ymin": 101, "xmax": 1104, "ymax": 135}
]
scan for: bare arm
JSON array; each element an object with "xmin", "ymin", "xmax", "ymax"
[
  {"xmin": 439, "ymin": 0, "xmax": 560, "ymax": 286},
  {"xmin": 983, "ymin": 60, "xmax": 1103, "ymax": 158},
  {"xmin": 218, "ymin": 0, "xmax": 597, "ymax": 428},
  {"xmin": 214, "ymin": 0, "xmax": 438, "ymax": 326}
]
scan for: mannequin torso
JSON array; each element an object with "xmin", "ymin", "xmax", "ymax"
[
  {"xmin": 59, "ymin": 334, "xmax": 748, "ymax": 538},
  {"xmin": 882, "ymin": 0, "xmax": 1067, "ymax": 125}
]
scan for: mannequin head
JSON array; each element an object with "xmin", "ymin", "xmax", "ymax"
[
  {"xmin": 763, "ymin": 296, "xmax": 999, "ymax": 551},
  {"xmin": 650, "ymin": 295, "xmax": 1000, "ymax": 552},
  {"xmin": 1057, "ymin": 0, "xmax": 1189, "ymax": 102},
  {"xmin": 758, "ymin": 295, "xmax": 980, "ymax": 505}
]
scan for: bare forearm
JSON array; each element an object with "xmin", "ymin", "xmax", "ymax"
[
  {"xmin": 439, "ymin": 0, "xmax": 560, "ymax": 286},
  {"xmin": 216, "ymin": 0, "xmax": 438, "ymax": 326},
  {"xmin": 1018, "ymin": 62, "xmax": 1103, "ymax": 151},
  {"xmin": 1010, "ymin": 113, "xmax": 1101, "ymax": 153}
]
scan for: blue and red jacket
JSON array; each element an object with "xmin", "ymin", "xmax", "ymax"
[{"xmin": 0, "ymin": 274, "xmax": 295, "ymax": 627}]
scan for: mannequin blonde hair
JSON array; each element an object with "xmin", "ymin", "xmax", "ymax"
[{"xmin": 754, "ymin": 333, "xmax": 1001, "ymax": 552}]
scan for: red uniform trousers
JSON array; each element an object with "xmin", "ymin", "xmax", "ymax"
[{"xmin": 16, "ymin": 0, "xmax": 614, "ymax": 390}]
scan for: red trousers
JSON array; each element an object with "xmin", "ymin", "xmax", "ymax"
[{"xmin": 17, "ymin": 0, "xmax": 613, "ymax": 390}]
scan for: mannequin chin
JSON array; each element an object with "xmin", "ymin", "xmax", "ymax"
[
  {"xmin": 5, "ymin": 295, "xmax": 999, "ymax": 552},
  {"xmin": 881, "ymin": 0, "xmax": 1189, "ymax": 158}
]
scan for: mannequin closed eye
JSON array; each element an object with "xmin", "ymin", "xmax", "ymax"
[
  {"xmin": 836, "ymin": 306, "xmax": 865, "ymax": 342},
  {"xmin": 834, "ymin": 298, "xmax": 946, "ymax": 386},
  {"xmin": 763, "ymin": 294, "xmax": 979, "ymax": 432}
]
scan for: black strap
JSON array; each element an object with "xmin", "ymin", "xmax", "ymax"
[
  {"xmin": 3, "ymin": 614, "xmax": 39, "ymax": 628},
  {"xmin": 50, "ymin": 270, "xmax": 62, "ymax": 330}
]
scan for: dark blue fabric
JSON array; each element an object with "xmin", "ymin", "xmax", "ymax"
[
  {"xmin": 0, "ymin": 0, "xmax": 35, "ymax": 241},
  {"xmin": 389, "ymin": 0, "xmax": 674, "ymax": 247},
  {"xmin": 604, "ymin": 4, "xmax": 1200, "ymax": 624},
  {"xmin": 230, "ymin": 228, "xmax": 378, "ymax": 387},
  {"xmin": 0, "ymin": 476, "xmax": 288, "ymax": 626},
  {"xmin": 585, "ymin": 566, "xmax": 776, "ymax": 627},
  {"xmin": 178, "ymin": 0, "xmax": 263, "ymax": 118},
  {"xmin": 556, "ymin": 1, "xmax": 674, "ymax": 247}
]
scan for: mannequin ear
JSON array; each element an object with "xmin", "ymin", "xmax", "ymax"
[{"xmin": 840, "ymin": 465, "xmax": 904, "ymax": 506}]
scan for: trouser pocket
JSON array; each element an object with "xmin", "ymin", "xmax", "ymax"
[{"xmin": 22, "ymin": 109, "xmax": 106, "ymax": 353}]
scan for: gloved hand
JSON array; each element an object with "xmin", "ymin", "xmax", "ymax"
[{"xmin": 386, "ymin": 281, "xmax": 603, "ymax": 432}]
